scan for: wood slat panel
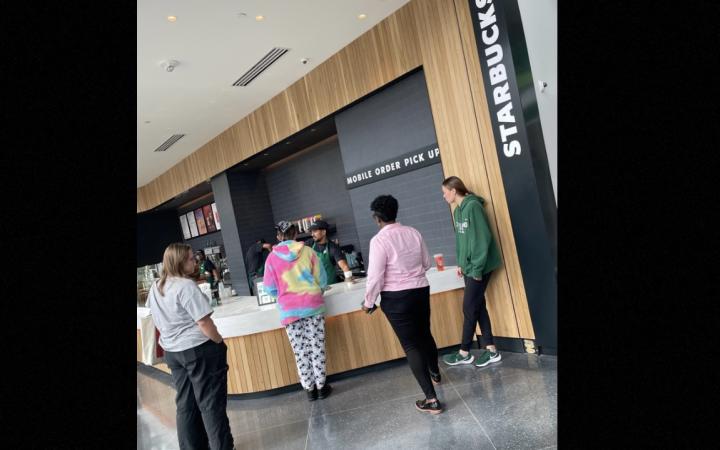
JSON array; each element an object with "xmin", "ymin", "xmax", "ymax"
[
  {"xmin": 247, "ymin": 104, "xmax": 279, "ymax": 153},
  {"xmin": 235, "ymin": 337, "xmax": 255, "ymax": 392},
  {"xmin": 285, "ymin": 78, "xmax": 316, "ymax": 131},
  {"xmin": 410, "ymin": 0, "xmax": 520, "ymax": 338},
  {"xmin": 137, "ymin": 329, "xmax": 142, "ymax": 361},
  {"xmin": 226, "ymin": 338, "xmax": 242, "ymax": 393},
  {"xmin": 271, "ymin": 327, "xmax": 292, "ymax": 386},
  {"xmin": 452, "ymin": 0, "xmax": 535, "ymax": 338},
  {"xmin": 259, "ymin": 332, "xmax": 278, "ymax": 388},
  {"xmin": 304, "ymin": 56, "xmax": 351, "ymax": 122},
  {"xmin": 228, "ymin": 119, "xmax": 257, "ymax": 161},
  {"xmin": 266, "ymin": 92, "xmax": 298, "ymax": 144}
]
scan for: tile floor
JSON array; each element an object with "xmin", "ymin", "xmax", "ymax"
[{"xmin": 137, "ymin": 350, "xmax": 557, "ymax": 449}]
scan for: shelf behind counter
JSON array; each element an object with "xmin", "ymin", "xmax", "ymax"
[{"xmin": 137, "ymin": 267, "xmax": 467, "ymax": 395}]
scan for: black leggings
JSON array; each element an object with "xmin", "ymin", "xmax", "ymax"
[
  {"xmin": 461, "ymin": 272, "xmax": 495, "ymax": 352},
  {"xmin": 380, "ymin": 286, "xmax": 439, "ymax": 399}
]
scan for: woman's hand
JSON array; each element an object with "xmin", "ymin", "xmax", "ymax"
[{"xmin": 456, "ymin": 267, "xmax": 463, "ymax": 278}]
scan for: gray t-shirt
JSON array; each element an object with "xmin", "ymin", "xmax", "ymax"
[{"xmin": 146, "ymin": 277, "xmax": 213, "ymax": 352}]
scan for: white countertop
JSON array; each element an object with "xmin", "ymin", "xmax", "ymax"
[{"xmin": 137, "ymin": 266, "xmax": 464, "ymax": 338}]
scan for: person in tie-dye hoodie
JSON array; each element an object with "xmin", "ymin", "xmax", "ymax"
[{"xmin": 263, "ymin": 220, "xmax": 333, "ymax": 401}]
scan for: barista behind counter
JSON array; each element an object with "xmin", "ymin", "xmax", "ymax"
[
  {"xmin": 306, "ymin": 220, "xmax": 351, "ymax": 284},
  {"xmin": 195, "ymin": 250, "xmax": 220, "ymax": 297},
  {"xmin": 245, "ymin": 239, "xmax": 272, "ymax": 295}
]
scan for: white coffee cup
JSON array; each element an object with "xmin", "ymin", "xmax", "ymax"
[{"xmin": 344, "ymin": 271, "xmax": 353, "ymax": 283}]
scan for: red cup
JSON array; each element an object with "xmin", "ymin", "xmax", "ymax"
[{"xmin": 433, "ymin": 254, "xmax": 445, "ymax": 271}]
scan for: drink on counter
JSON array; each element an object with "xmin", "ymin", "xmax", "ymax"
[{"xmin": 433, "ymin": 253, "xmax": 445, "ymax": 271}]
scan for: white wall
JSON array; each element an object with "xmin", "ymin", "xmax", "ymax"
[{"xmin": 518, "ymin": 0, "xmax": 557, "ymax": 203}]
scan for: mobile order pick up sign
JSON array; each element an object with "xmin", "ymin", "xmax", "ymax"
[{"xmin": 344, "ymin": 143, "xmax": 441, "ymax": 189}]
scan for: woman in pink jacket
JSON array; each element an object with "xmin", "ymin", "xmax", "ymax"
[{"xmin": 362, "ymin": 195, "xmax": 443, "ymax": 415}]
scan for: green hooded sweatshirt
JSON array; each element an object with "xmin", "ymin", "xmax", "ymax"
[{"xmin": 453, "ymin": 194, "xmax": 501, "ymax": 278}]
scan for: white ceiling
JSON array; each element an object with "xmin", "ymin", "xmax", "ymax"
[{"xmin": 137, "ymin": 0, "xmax": 410, "ymax": 187}]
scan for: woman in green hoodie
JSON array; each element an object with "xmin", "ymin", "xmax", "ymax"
[{"xmin": 440, "ymin": 176, "xmax": 503, "ymax": 368}]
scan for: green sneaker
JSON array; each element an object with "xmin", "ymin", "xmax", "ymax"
[
  {"xmin": 442, "ymin": 351, "xmax": 474, "ymax": 366},
  {"xmin": 474, "ymin": 350, "xmax": 502, "ymax": 367}
]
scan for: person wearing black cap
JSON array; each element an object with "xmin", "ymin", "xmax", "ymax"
[{"xmin": 307, "ymin": 220, "xmax": 351, "ymax": 284}]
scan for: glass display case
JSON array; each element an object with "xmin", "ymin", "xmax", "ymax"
[{"xmin": 137, "ymin": 263, "xmax": 161, "ymax": 306}]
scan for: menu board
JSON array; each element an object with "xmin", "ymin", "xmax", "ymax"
[
  {"xmin": 194, "ymin": 208, "xmax": 208, "ymax": 235},
  {"xmin": 211, "ymin": 203, "xmax": 221, "ymax": 230},
  {"xmin": 186, "ymin": 211, "xmax": 199, "ymax": 237},
  {"xmin": 203, "ymin": 205, "xmax": 217, "ymax": 232},
  {"xmin": 179, "ymin": 214, "xmax": 191, "ymax": 240}
]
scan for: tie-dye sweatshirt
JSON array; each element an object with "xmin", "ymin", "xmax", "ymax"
[{"xmin": 263, "ymin": 240, "xmax": 328, "ymax": 325}]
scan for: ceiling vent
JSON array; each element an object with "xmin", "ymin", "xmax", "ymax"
[
  {"xmin": 232, "ymin": 47, "xmax": 290, "ymax": 87},
  {"xmin": 153, "ymin": 134, "xmax": 185, "ymax": 152}
]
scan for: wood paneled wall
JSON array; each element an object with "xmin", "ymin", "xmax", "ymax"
[
  {"xmin": 136, "ymin": 329, "xmax": 142, "ymax": 362},
  {"xmin": 137, "ymin": 0, "xmax": 535, "ymax": 340}
]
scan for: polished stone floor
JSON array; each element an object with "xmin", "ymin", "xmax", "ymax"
[{"xmin": 137, "ymin": 350, "xmax": 557, "ymax": 450}]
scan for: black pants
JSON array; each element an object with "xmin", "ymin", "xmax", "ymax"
[
  {"xmin": 164, "ymin": 339, "xmax": 234, "ymax": 450},
  {"xmin": 380, "ymin": 286, "xmax": 439, "ymax": 399},
  {"xmin": 461, "ymin": 272, "xmax": 495, "ymax": 351}
]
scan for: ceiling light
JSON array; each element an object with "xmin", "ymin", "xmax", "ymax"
[
  {"xmin": 255, "ymin": 15, "xmax": 265, "ymax": 21},
  {"xmin": 167, "ymin": 16, "xmax": 177, "ymax": 22},
  {"xmin": 357, "ymin": 14, "xmax": 367, "ymax": 20}
]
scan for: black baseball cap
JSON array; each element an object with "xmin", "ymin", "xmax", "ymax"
[
  {"xmin": 275, "ymin": 220, "xmax": 295, "ymax": 233},
  {"xmin": 308, "ymin": 220, "xmax": 329, "ymax": 231}
]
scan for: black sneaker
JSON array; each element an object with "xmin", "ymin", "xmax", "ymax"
[
  {"xmin": 415, "ymin": 398, "xmax": 443, "ymax": 415},
  {"xmin": 306, "ymin": 387, "xmax": 318, "ymax": 401},
  {"xmin": 429, "ymin": 370, "xmax": 441, "ymax": 385},
  {"xmin": 318, "ymin": 384, "xmax": 333, "ymax": 399}
]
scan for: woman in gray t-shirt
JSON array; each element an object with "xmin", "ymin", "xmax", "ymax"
[{"xmin": 146, "ymin": 243, "xmax": 234, "ymax": 450}]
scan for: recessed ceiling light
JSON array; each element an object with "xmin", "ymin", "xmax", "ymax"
[
  {"xmin": 167, "ymin": 16, "xmax": 177, "ymax": 22},
  {"xmin": 357, "ymin": 14, "xmax": 367, "ymax": 20},
  {"xmin": 255, "ymin": 15, "xmax": 265, "ymax": 21}
]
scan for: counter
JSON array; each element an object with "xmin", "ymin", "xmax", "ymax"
[{"xmin": 137, "ymin": 267, "xmax": 467, "ymax": 394}]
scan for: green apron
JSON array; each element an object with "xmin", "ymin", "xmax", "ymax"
[
  {"xmin": 312, "ymin": 241, "xmax": 338, "ymax": 284},
  {"xmin": 199, "ymin": 261, "xmax": 215, "ymax": 287}
]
